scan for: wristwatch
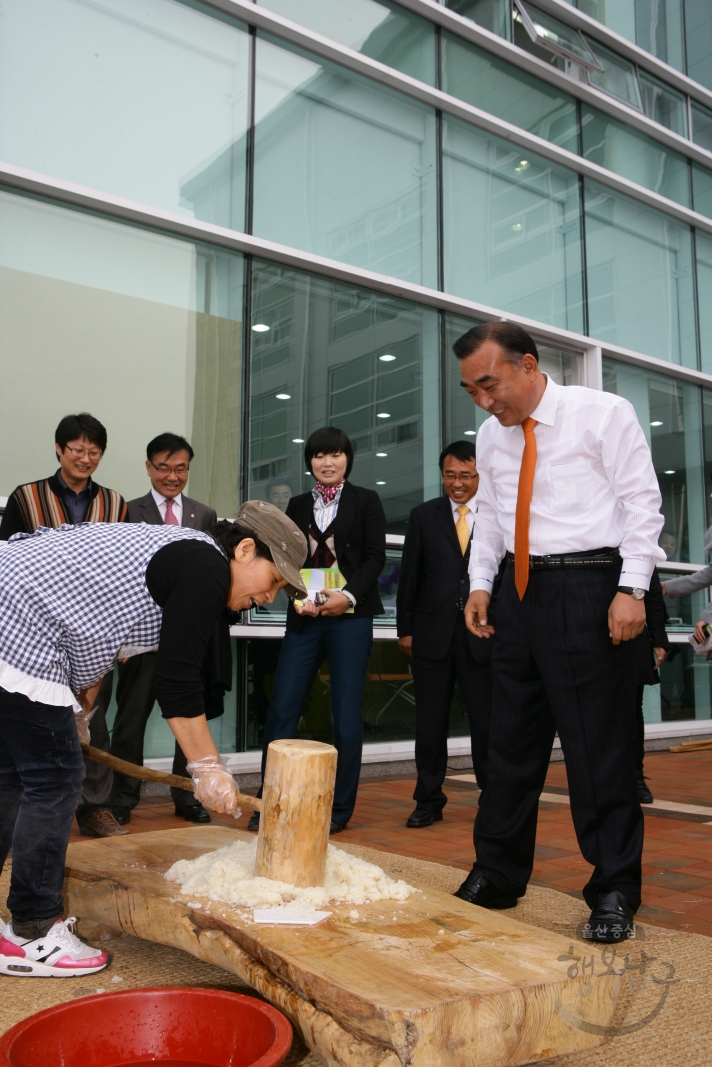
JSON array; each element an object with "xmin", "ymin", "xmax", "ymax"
[{"xmin": 618, "ymin": 585, "xmax": 646, "ymax": 600}]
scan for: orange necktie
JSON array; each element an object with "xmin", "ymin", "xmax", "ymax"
[{"xmin": 514, "ymin": 416, "xmax": 538, "ymax": 600}]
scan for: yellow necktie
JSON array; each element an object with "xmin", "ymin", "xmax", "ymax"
[
  {"xmin": 455, "ymin": 505, "xmax": 470, "ymax": 555},
  {"xmin": 514, "ymin": 416, "xmax": 538, "ymax": 600}
]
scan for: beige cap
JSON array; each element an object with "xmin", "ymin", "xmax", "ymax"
[{"xmin": 236, "ymin": 500, "xmax": 308, "ymax": 598}]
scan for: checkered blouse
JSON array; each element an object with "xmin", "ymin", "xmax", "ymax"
[{"xmin": 0, "ymin": 522, "xmax": 221, "ymax": 709}]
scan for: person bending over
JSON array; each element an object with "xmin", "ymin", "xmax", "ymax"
[{"xmin": 0, "ymin": 502, "xmax": 306, "ymax": 977}]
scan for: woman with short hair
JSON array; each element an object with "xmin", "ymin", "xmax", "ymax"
[{"xmin": 251, "ymin": 426, "xmax": 387, "ymax": 834}]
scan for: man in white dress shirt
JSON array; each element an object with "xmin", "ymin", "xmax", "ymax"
[
  {"xmin": 110, "ymin": 433, "xmax": 224, "ymax": 826},
  {"xmin": 453, "ymin": 322, "xmax": 664, "ymax": 943},
  {"xmin": 397, "ymin": 441, "xmax": 493, "ymax": 828}
]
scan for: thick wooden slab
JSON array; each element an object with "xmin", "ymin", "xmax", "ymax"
[{"xmin": 65, "ymin": 827, "xmax": 621, "ymax": 1067}]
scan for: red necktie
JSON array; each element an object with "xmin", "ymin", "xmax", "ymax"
[
  {"xmin": 514, "ymin": 417, "xmax": 537, "ymax": 600},
  {"xmin": 164, "ymin": 498, "xmax": 179, "ymax": 525}
]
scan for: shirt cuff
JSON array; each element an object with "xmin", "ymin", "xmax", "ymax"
[
  {"xmin": 341, "ymin": 589, "xmax": 357, "ymax": 607},
  {"xmin": 619, "ymin": 558, "xmax": 654, "ymax": 591},
  {"xmin": 469, "ymin": 568, "xmax": 495, "ymax": 594}
]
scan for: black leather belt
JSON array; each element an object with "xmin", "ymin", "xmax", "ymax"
[{"xmin": 505, "ymin": 548, "xmax": 620, "ymax": 570}]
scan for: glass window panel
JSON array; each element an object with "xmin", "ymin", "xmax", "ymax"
[
  {"xmin": 444, "ymin": 0, "xmax": 511, "ymax": 40},
  {"xmin": 584, "ymin": 180, "xmax": 696, "ymax": 366},
  {"xmin": 445, "ymin": 312, "xmax": 582, "ymax": 441},
  {"xmin": 0, "ymin": 0, "xmax": 250, "ymax": 232},
  {"xmin": 441, "ymin": 32, "xmax": 579, "ymax": 152},
  {"xmin": 691, "ymin": 101, "xmax": 712, "ymax": 154},
  {"xmin": 514, "ymin": 2, "xmax": 602, "ymax": 71},
  {"xmin": 443, "ymin": 117, "xmax": 584, "ymax": 331},
  {"xmin": 638, "ymin": 71, "xmax": 688, "ymax": 136},
  {"xmin": 253, "ymin": 34, "xmax": 438, "ymax": 287},
  {"xmin": 576, "ymin": 1, "xmax": 637, "ymax": 44},
  {"xmin": 0, "ymin": 191, "xmax": 244, "ymax": 517},
  {"xmin": 256, "ymin": 0, "xmax": 436, "ymax": 84},
  {"xmin": 248, "ymin": 260, "xmax": 440, "ymax": 541},
  {"xmin": 244, "ymin": 634, "xmax": 473, "ymax": 747},
  {"xmin": 602, "ymin": 358, "xmax": 706, "ymax": 566},
  {"xmin": 692, "ymin": 163, "xmax": 712, "ymax": 220},
  {"xmin": 577, "ymin": 0, "xmax": 685, "ymax": 73},
  {"xmin": 646, "ymin": 644, "xmax": 712, "ymax": 722},
  {"xmin": 684, "ymin": 0, "xmax": 712, "ymax": 93},
  {"xmin": 696, "ymin": 231, "xmax": 712, "ymax": 375},
  {"xmin": 581, "ymin": 106, "xmax": 690, "ymax": 205},
  {"xmin": 585, "ymin": 38, "xmax": 644, "ymax": 110}
]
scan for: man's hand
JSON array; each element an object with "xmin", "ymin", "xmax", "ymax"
[
  {"xmin": 608, "ymin": 592, "xmax": 646, "ymax": 644},
  {"xmin": 74, "ymin": 679, "xmax": 103, "ymax": 745},
  {"xmin": 317, "ymin": 589, "xmax": 351, "ymax": 617},
  {"xmin": 660, "ymin": 581, "xmax": 667, "ymax": 596},
  {"xmin": 694, "ymin": 619, "xmax": 709, "ymax": 645},
  {"xmin": 398, "ymin": 636, "xmax": 413, "ymax": 657},
  {"xmin": 653, "ymin": 647, "xmax": 667, "ymax": 670},
  {"xmin": 465, "ymin": 590, "xmax": 494, "ymax": 638}
]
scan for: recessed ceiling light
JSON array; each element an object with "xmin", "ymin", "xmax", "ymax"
[
  {"xmin": 305, "ymin": 471, "xmax": 312, "ymax": 475},
  {"xmin": 376, "ymin": 452, "xmax": 387, "ymax": 457},
  {"xmin": 275, "ymin": 393, "xmax": 291, "ymax": 400},
  {"xmin": 464, "ymin": 430, "xmax": 476, "ymax": 436},
  {"xmin": 377, "ymin": 412, "xmax": 390, "ymax": 419},
  {"xmin": 252, "ymin": 323, "xmax": 270, "ymax": 332},
  {"xmin": 664, "ymin": 470, "xmax": 676, "ymax": 474},
  {"xmin": 292, "ymin": 438, "xmax": 304, "ymax": 443},
  {"xmin": 379, "ymin": 354, "xmax": 396, "ymax": 362},
  {"xmin": 515, "ymin": 160, "xmax": 529, "ymax": 172},
  {"xmin": 376, "ymin": 481, "xmax": 386, "ymax": 485},
  {"xmin": 511, "ymin": 222, "xmax": 523, "ymax": 231},
  {"xmin": 650, "ymin": 420, "xmax": 663, "ymax": 427}
]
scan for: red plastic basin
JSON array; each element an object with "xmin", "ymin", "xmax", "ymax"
[{"xmin": 0, "ymin": 986, "xmax": 292, "ymax": 1067}]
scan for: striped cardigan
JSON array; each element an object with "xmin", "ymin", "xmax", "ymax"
[{"xmin": 0, "ymin": 474, "xmax": 126, "ymax": 539}]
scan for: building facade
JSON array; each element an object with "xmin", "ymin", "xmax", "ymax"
[{"xmin": 2, "ymin": 0, "xmax": 712, "ymax": 768}]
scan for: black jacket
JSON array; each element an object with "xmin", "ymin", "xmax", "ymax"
[
  {"xmin": 285, "ymin": 481, "xmax": 386, "ymax": 633},
  {"xmin": 397, "ymin": 495, "xmax": 495, "ymax": 664},
  {"xmin": 638, "ymin": 568, "xmax": 670, "ymax": 687}
]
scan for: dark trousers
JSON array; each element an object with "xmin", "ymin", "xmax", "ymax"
[
  {"xmin": 635, "ymin": 685, "xmax": 646, "ymax": 772},
  {"xmin": 260, "ymin": 616, "xmax": 373, "ymax": 825},
  {"xmin": 75, "ymin": 669, "xmax": 114, "ymax": 825},
  {"xmin": 110, "ymin": 653, "xmax": 195, "ymax": 810},
  {"xmin": 412, "ymin": 613, "xmax": 491, "ymax": 811},
  {"xmin": 473, "ymin": 563, "xmax": 644, "ymax": 912},
  {"xmin": 0, "ymin": 688, "xmax": 84, "ymax": 925}
]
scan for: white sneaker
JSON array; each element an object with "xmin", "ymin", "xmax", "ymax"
[{"xmin": 0, "ymin": 917, "xmax": 109, "ymax": 977}]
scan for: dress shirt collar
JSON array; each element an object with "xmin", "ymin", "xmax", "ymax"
[
  {"xmin": 507, "ymin": 373, "xmax": 558, "ymax": 432},
  {"xmin": 151, "ymin": 487, "xmax": 182, "ymax": 509},
  {"xmin": 56, "ymin": 469, "xmax": 92, "ymax": 497},
  {"xmin": 449, "ymin": 496, "xmax": 474, "ymax": 516}
]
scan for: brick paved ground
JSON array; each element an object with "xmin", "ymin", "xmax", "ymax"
[{"xmin": 70, "ymin": 748, "xmax": 712, "ymax": 937}]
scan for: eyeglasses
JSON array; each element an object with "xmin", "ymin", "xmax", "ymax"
[
  {"xmin": 64, "ymin": 446, "xmax": 103, "ymax": 460},
  {"xmin": 150, "ymin": 461, "xmax": 190, "ymax": 475},
  {"xmin": 443, "ymin": 472, "xmax": 478, "ymax": 482}
]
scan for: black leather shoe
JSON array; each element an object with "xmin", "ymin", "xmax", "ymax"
[
  {"xmin": 584, "ymin": 891, "xmax": 635, "ymax": 943},
  {"xmin": 112, "ymin": 806, "xmax": 131, "ymax": 826},
  {"xmin": 406, "ymin": 807, "xmax": 443, "ymax": 828},
  {"xmin": 247, "ymin": 812, "xmax": 260, "ymax": 832},
  {"xmin": 175, "ymin": 803, "xmax": 211, "ymax": 824},
  {"xmin": 454, "ymin": 870, "xmax": 517, "ymax": 909},
  {"xmin": 637, "ymin": 772, "xmax": 653, "ymax": 804},
  {"xmin": 330, "ymin": 820, "xmax": 347, "ymax": 835}
]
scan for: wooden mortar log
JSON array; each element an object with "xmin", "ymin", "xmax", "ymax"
[{"xmin": 255, "ymin": 739, "xmax": 337, "ymax": 887}]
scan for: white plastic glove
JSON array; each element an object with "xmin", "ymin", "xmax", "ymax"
[{"xmin": 186, "ymin": 754, "xmax": 242, "ymax": 817}]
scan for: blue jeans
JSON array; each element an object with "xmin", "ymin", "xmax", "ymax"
[
  {"xmin": 261, "ymin": 617, "xmax": 373, "ymax": 825},
  {"xmin": 0, "ymin": 688, "xmax": 84, "ymax": 926}
]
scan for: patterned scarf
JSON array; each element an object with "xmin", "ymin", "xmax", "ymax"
[{"xmin": 313, "ymin": 479, "xmax": 344, "ymax": 504}]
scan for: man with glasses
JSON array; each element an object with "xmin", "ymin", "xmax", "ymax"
[
  {"xmin": 110, "ymin": 433, "xmax": 229, "ymax": 827},
  {"xmin": 396, "ymin": 441, "xmax": 493, "ymax": 828},
  {"xmin": 0, "ymin": 413, "xmax": 128, "ymax": 839}
]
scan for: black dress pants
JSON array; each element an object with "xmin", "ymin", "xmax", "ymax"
[
  {"xmin": 110, "ymin": 653, "xmax": 197, "ymax": 811},
  {"xmin": 412, "ymin": 613, "xmax": 491, "ymax": 811},
  {"xmin": 473, "ymin": 562, "xmax": 644, "ymax": 912}
]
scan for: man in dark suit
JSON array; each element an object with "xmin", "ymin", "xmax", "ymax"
[
  {"xmin": 110, "ymin": 432, "xmax": 231, "ymax": 826},
  {"xmin": 249, "ymin": 426, "xmax": 386, "ymax": 834},
  {"xmin": 397, "ymin": 440, "xmax": 492, "ymax": 828}
]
